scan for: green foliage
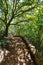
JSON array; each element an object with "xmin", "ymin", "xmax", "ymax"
[
  {"xmin": 0, "ymin": 20, "xmax": 5, "ymax": 36},
  {"xmin": 0, "ymin": 38, "xmax": 7, "ymax": 46}
]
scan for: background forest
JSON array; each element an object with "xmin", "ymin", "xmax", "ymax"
[{"xmin": 0, "ymin": 0, "xmax": 43, "ymax": 65}]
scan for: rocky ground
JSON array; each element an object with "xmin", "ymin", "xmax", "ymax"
[{"xmin": 0, "ymin": 36, "xmax": 36, "ymax": 65}]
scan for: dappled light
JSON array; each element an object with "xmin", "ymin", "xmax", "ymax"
[{"xmin": 0, "ymin": 36, "xmax": 36, "ymax": 65}]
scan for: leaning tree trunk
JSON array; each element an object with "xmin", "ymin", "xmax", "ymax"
[{"xmin": 20, "ymin": 36, "xmax": 39, "ymax": 65}]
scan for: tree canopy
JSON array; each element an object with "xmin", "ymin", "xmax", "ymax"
[{"xmin": 0, "ymin": 0, "xmax": 42, "ymax": 36}]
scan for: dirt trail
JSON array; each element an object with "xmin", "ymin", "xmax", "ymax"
[{"xmin": 0, "ymin": 36, "xmax": 34, "ymax": 65}]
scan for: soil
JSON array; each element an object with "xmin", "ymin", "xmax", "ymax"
[{"xmin": 0, "ymin": 36, "xmax": 34, "ymax": 65}]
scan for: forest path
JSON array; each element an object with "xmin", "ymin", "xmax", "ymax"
[{"xmin": 0, "ymin": 36, "xmax": 34, "ymax": 65}]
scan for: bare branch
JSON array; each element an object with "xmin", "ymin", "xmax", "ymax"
[
  {"xmin": 15, "ymin": 5, "xmax": 38, "ymax": 17},
  {"xmin": 2, "ymin": 0, "xmax": 8, "ymax": 24},
  {"xmin": 0, "ymin": 18, "xmax": 7, "ymax": 25},
  {"xmin": 7, "ymin": 0, "xmax": 17, "ymax": 26},
  {"xmin": 14, "ymin": 2, "xmax": 33, "ymax": 15},
  {"xmin": 12, "ymin": 0, "xmax": 17, "ymax": 13},
  {"xmin": 5, "ymin": 0, "xmax": 8, "ymax": 14},
  {"xmin": 15, "ymin": 0, "xmax": 17, "ymax": 11},
  {"xmin": 7, "ymin": 4, "xmax": 38, "ymax": 27},
  {"xmin": 10, "ymin": 19, "xmax": 30, "ymax": 25},
  {"xmin": 17, "ymin": 2, "xmax": 33, "ymax": 10}
]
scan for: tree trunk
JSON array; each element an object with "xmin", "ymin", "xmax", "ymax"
[
  {"xmin": 0, "ymin": 25, "xmax": 9, "ymax": 40},
  {"xmin": 20, "ymin": 36, "xmax": 39, "ymax": 65},
  {"xmin": 4, "ymin": 25, "xmax": 9, "ymax": 37}
]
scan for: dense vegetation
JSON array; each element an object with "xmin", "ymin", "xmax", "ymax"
[{"xmin": 0, "ymin": 0, "xmax": 43, "ymax": 65}]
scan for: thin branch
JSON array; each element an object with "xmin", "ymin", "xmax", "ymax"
[
  {"xmin": 15, "ymin": 5, "xmax": 38, "ymax": 17},
  {"xmin": 5, "ymin": 0, "xmax": 8, "ymax": 14},
  {"xmin": 17, "ymin": 2, "xmax": 33, "ymax": 11},
  {"xmin": 0, "ymin": 18, "xmax": 6, "ymax": 24},
  {"xmin": 15, "ymin": 0, "xmax": 17, "ymax": 11},
  {"xmin": 12, "ymin": 0, "xmax": 15, "ymax": 12},
  {"xmin": 7, "ymin": 4, "xmax": 38, "ymax": 27},
  {"xmin": 7, "ymin": 15, "xmax": 14, "ymax": 26},
  {"xmin": 0, "ymin": 18, "xmax": 4, "ymax": 22},
  {"xmin": 14, "ymin": 2, "xmax": 33, "ymax": 16},
  {"xmin": 3, "ymin": 0, "xmax": 8, "ymax": 24},
  {"xmin": 10, "ymin": 19, "xmax": 30, "ymax": 25},
  {"xmin": 12, "ymin": 0, "xmax": 17, "ymax": 14},
  {"xmin": 7, "ymin": 0, "xmax": 17, "ymax": 26}
]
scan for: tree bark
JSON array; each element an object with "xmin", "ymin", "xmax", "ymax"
[{"xmin": 4, "ymin": 25, "xmax": 9, "ymax": 37}]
